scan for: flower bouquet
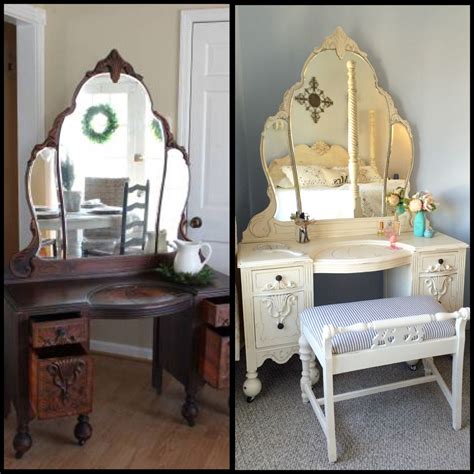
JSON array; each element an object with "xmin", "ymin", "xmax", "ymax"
[
  {"xmin": 385, "ymin": 186, "xmax": 409, "ymax": 215},
  {"xmin": 406, "ymin": 191, "xmax": 438, "ymax": 237}
]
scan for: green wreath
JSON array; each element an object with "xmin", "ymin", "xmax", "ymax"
[
  {"xmin": 151, "ymin": 118, "xmax": 163, "ymax": 141},
  {"xmin": 82, "ymin": 104, "xmax": 119, "ymax": 144}
]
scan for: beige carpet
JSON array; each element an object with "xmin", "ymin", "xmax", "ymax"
[{"xmin": 235, "ymin": 337, "xmax": 470, "ymax": 470}]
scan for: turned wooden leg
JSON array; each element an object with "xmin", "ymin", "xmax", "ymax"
[
  {"xmin": 152, "ymin": 318, "xmax": 163, "ymax": 394},
  {"xmin": 181, "ymin": 393, "xmax": 199, "ymax": 427},
  {"xmin": 13, "ymin": 424, "xmax": 32, "ymax": 459},
  {"xmin": 74, "ymin": 414, "xmax": 92, "ymax": 446}
]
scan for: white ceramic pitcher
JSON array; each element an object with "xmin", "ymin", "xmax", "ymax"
[{"xmin": 172, "ymin": 239, "xmax": 212, "ymax": 274}]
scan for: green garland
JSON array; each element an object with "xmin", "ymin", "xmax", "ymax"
[
  {"xmin": 82, "ymin": 104, "xmax": 119, "ymax": 144},
  {"xmin": 151, "ymin": 119, "xmax": 163, "ymax": 141},
  {"xmin": 156, "ymin": 264, "xmax": 214, "ymax": 286}
]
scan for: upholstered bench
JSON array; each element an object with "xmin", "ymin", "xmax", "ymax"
[{"xmin": 298, "ymin": 296, "xmax": 470, "ymax": 463}]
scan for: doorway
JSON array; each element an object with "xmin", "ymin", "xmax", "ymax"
[
  {"xmin": 178, "ymin": 9, "xmax": 229, "ymax": 275},
  {"xmin": 4, "ymin": 22, "xmax": 19, "ymax": 266}
]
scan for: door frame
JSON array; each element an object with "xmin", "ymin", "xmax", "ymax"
[
  {"xmin": 4, "ymin": 4, "xmax": 46, "ymax": 249},
  {"xmin": 177, "ymin": 7, "xmax": 229, "ymax": 152}
]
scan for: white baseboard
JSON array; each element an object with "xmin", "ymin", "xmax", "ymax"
[{"xmin": 90, "ymin": 339, "xmax": 152, "ymax": 361}]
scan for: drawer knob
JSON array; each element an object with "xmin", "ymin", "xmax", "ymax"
[
  {"xmin": 277, "ymin": 322, "xmax": 284, "ymax": 330},
  {"xmin": 438, "ymin": 258, "xmax": 444, "ymax": 264},
  {"xmin": 275, "ymin": 275, "xmax": 283, "ymax": 281}
]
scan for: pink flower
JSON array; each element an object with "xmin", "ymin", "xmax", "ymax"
[
  {"xmin": 423, "ymin": 195, "xmax": 436, "ymax": 211},
  {"xmin": 409, "ymin": 198, "xmax": 423, "ymax": 212}
]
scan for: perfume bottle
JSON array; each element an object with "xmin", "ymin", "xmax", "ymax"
[{"xmin": 377, "ymin": 220, "xmax": 384, "ymax": 236}]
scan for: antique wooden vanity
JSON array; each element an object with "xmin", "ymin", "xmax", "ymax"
[
  {"xmin": 237, "ymin": 28, "xmax": 468, "ymax": 401},
  {"xmin": 4, "ymin": 50, "xmax": 229, "ymax": 458}
]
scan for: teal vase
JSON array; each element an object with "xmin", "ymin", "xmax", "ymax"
[
  {"xmin": 413, "ymin": 211, "xmax": 425, "ymax": 237},
  {"xmin": 395, "ymin": 204, "xmax": 405, "ymax": 216}
]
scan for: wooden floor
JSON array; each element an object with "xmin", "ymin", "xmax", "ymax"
[{"xmin": 4, "ymin": 353, "xmax": 229, "ymax": 469}]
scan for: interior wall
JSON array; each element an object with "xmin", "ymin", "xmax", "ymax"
[
  {"xmin": 4, "ymin": 22, "xmax": 19, "ymax": 267},
  {"xmin": 37, "ymin": 3, "xmax": 227, "ymax": 352},
  {"xmin": 236, "ymin": 5, "xmax": 470, "ymax": 306}
]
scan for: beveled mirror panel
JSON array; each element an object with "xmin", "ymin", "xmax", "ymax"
[
  {"xmin": 10, "ymin": 50, "xmax": 190, "ymax": 278},
  {"xmin": 262, "ymin": 27, "xmax": 414, "ymax": 222}
]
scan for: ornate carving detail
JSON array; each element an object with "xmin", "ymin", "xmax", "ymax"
[
  {"xmin": 262, "ymin": 278, "xmax": 296, "ymax": 291},
  {"xmin": 371, "ymin": 325, "xmax": 424, "ymax": 349},
  {"xmin": 425, "ymin": 262, "xmax": 455, "ymax": 273},
  {"xmin": 262, "ymin": 293, "xmax": 297, "ymax": 325},
  {"xmin": 315, "ymin": 26, "xmax": 367, "ymax": 59},
  {"xmin": 294, "ymin": 76, "xmax": 334, "ymax": 123},
  {"xmin": 85, "ymin": 49, "xmax": 143, "ymax": 83},
  {"xmin": 47, "ymin": 359, "xmax": 86, "ymax": 403},
  {"xmin": 264, "ymin": 110, "xmax": 288, "ymax": 131},
  {"xmin": 257, "ymin": 346, "xmax": 299, "ymax": 366},
  {"xmin": 425, "ymin": 275, "xmax": 453, "ymax": 303}
]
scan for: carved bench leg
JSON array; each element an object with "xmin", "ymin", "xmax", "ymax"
[
  {"xmin": 299, "ymin": 334, "xmax": 312, "ymax": 403},
  {"xmin": 74, "ymin": 414, "xmax": 92, "ymax": 446},
  {"xmin": 13, "ymin": 424, "xmax": 32, "ymax": 459}
]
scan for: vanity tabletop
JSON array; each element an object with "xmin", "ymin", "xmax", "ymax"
[
  {"xmin": 237, "ymin": 231, "xmax": 469, "ymax": 269},
  {"xmin": 4, "ymin": 269, "xmax": 229, "ymax": 315}
]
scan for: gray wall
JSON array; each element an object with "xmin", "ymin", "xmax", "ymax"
[{"xmin": 236, "ymin": 5, "xmax": 470, "ymax": 306}]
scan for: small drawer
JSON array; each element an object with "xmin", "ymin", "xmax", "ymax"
[
  {"xmin": 30, "ymin": 314, "xmax": 88, "ymax": 349},
  {"xmin": 201, "ymin": 296, "xmax": 230, "ymax": 327},
  {"xmin": 199, "ymin": 326, "xmax": 229, "ymax": 389},
  {"xmin": 420, "ymin": 252, "xmax": 458, "ymax": 274},
  {"xmin": 252, "ymin": 266, "xmax": 304, "ymax": 294},
  {"xmin": 29, "ymin": 344, "xmax": 93, "ymax": 420}
]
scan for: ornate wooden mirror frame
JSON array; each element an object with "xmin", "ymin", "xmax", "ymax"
[
  {"xmin": 9, "ymin": 49, "xmax": 190, "ymax": 280},
  {"xmin": 242, "ymin": 27, "xmax": 414, "ymax": 244}
]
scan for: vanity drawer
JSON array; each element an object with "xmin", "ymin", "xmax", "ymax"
[
  {"xmin": 201, "ymin": 296, "xmax": 230, "ymax": 328},
  {"xmin": 30, "ymin": 314, "xmax": 89, "ymax": 349},
  {"xmin": 29, "ymin": 344, "xmax": 93, "ymax": 420},
  {"xmin": 253, "ymin": 291, "xmax": 304, "ymax": 349},
  {"xmin": 199, "ymin": 326, "xmax": 229, "ymax": 389},
  {"xmin": 420, "ymin": 251, "xmax": 458, "ymax": 274},
  {"xmin": 252, "ymin": 266, "xmax": 304, "ymax": 294}
]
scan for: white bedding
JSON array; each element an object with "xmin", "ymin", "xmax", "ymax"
[{"xmin": 275, "ymin": 179, "xmax": 406, "ymax": 220}]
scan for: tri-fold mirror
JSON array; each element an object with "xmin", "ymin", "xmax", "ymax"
[
  {"xmin": 21, "ymin": 50, "xmax": 189, "ymax": 267},
  {"xmin": 262, "ymin": 27, "xmax": 414, "ymax": 222}
]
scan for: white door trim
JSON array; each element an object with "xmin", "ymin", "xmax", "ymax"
[
  {"xmin": 177, "ymin": 8, "xmax": 229, "ymax": 150},
  {"xmin": 4, "ymin": 4, "xmax": 46, "ymax": 248}
]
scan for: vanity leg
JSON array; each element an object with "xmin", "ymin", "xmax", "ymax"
[
  {"xmin": 152, "ymin": 318, "xmax": 163, "ymax": 394},
  {"xmin": 13, "ymin": 423, "xmax": 32, "ymax": 459},
  {"xmin": 74, "ymin": 414, "xmax": 93, "ymax": 446},
  {"xmin": 309, "ymin": 353, "xmax": 320, "ymax": 386},
  {"xmin": 406, "ymin": 359, "xmax": 420, "ymax": 371},
  {"xmin": 243, "ymin": 370, "xmax": 262, "ymax": 402},
  {"xmin": 182, "ymin": 390, "xmax": 199, "ymax": 427}
]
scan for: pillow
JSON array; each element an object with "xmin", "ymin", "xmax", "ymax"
[
  {"xmin": 319, "ymin": 168, "xmax": 349, "ymax": 187},
  {"xmin": 332, "ymin": 165, "xmax": 383, "ymax": 183},
  {"xmin": 359, "ymin": 165, "xmax": 383, "ymax": 183},
  {"xmin": 281, "ymin": 165, "xmax": 327, "ymax": 188},
  {"xmin": 268, "ymin": 160, "xmax": 293, "ymax": 188}
]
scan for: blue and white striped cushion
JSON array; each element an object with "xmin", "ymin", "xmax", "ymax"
[{"xmin": 300, "ymin": 296, "xmax": 456, "ymax": 354}]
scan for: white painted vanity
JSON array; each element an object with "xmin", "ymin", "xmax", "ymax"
[{"xmin": 236, "ymin": 27, "xmax": 469, "ymax": 401}]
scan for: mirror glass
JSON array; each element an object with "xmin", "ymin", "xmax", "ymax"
[
  {"xmin": 39, "ymin": 72, "xmax": 189, "ymax": 258},
  {"xmin": 31, "ymin": 147, "xmax": 63, "ymax": 258},
  {"xmin": 262, "ymin": 116, "xmax": 300, "ymax": 221},
  {"xmin": 264, "ymin": 31, "xmax": 413, "ymax": 222}
]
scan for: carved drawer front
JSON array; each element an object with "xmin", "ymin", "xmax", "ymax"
[
  {"xmin": 29, "ymin": 344, "xmax": 93, "ymax": 420},
  {"xmin": 199, "ymin": 326, "xmax": 229, "ymax": 389},
  {"xmin": 419, "ymin": 252, "xmax": 460, "ymax": 312},
  {"xmin": 200, "ymin": 296, "xmax": 230, "ymax": 328},
  {"xmin": 420, "ymin": 252, "xmax": 458, "ymax": 274},
  {"xmin": 31, "ymin": 314, "xmax": 88, "ymax": 349},
  {"xmin": 253, "ymin": 290, "xmax": 304, "ymax": 349},
  {"xmin": 252, "ymin": 266, "xmax": 304, "ymax": 294}
]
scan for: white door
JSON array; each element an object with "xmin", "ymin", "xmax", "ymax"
[{"xmin": 184, "ymin": 19, "xmax": 229, "ymax": 275}]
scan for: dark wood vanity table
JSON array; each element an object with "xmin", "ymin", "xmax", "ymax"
[
  {"xmin": 4, "ymin": 267, "xmax": 229, "ymax": 458},
  {"xmin": 4, "ymin": 49, "xmax": 229, "ymax": 459}
]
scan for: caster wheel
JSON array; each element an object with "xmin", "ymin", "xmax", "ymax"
[
  {"xmin": 409, "ymin": 364, "xmax": 418, "ymax": 371},
  {"xmin": 246, "ymin": 396, "xmax": 254, "ymax": 403}
]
